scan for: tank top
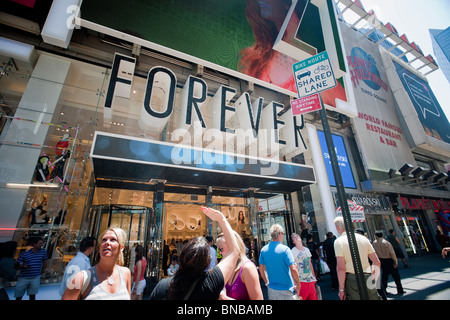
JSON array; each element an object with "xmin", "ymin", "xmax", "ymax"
[
  {"xmin": 133, "ymin": 258, "xmax": 147, "ymax": 282},
  {"xmin": 83, "ymin": 266, "xmax": 130, "ymax": 300},
  {"xmin": 225, "ymin": 260, "xmax": 252, "ymax": 300}
]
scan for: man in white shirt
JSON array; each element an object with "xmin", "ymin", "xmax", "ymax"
[
  {"xmin": 59, "ymin": 237, "xmax": 96, "ymax": 296},
  {"xmin": 333, "ymin": 217, "xmax": 381, "ymax": 300}
]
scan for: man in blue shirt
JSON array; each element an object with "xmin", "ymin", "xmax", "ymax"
[
  {"xmin": 59, "ymin": 236, "xmax": 96, "ymax": 296},
  {"xmin": 14, "ymin": 237, "xmax": 48, "ymax": 300},
  {"xmin": 259, "ymin": 224, "xmax": 301, "ymax": 300}
]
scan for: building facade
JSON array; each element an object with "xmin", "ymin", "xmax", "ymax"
[{"xmin": 0, "ymin": 0, "xmax": 449, "ymax": 285}]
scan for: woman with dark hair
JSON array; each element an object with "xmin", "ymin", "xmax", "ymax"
[
  {"xmin": 131, "ymin": 245, "xmax": 147, "ymax": 300},
  {"xmin": 150, "ymin": 207, "xmax": 239, "ymax": 300}
]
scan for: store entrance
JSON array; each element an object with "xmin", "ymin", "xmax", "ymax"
[
  {"xmin": 258, "ymin": 210, "xmax": 294, "ymax": 247},
  {"xmin": 160, "ymin": 191, "xmax": 253, "ymax": 278},
  {"xmin": 84, "ymin": 204, "xmax": 154, "ymax": 267},
  {"xmin": 395, "ymin": 211, "xmax": 433, "ymax": 256}
]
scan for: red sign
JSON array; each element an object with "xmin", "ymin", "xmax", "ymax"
[{"xmin": 291, "ymin": 94, "xmax": 321, "ymax": 116}]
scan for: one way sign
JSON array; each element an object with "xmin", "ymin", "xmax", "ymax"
[{"xmin": 293, "ymin": 51, "xmax": 337, "ymax": 98}]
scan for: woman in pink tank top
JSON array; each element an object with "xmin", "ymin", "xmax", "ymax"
[
  {"xmin": 131, "ymin": 245, "xmax": 147, "ymax": 300},
  {"xmin": 217, "ymin": 231, "xmax": 263, "ymax": 300}
]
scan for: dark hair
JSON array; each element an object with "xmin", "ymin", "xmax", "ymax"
[
  {"xmin": 375, "ymin": 231, "xmax": 384, "ymax": 238},
  {"xmin": 79, "ymin": 237, "xmax": 96, "ymax": 252},
  {"xmin": 28, "ymin": 237, "xmax": 43, "ymax": 245},
  {"xmin": 167, "ymin": 237, "xmax": 211, "ymax": 299},
  {"xmin": 135, "ymin": 245, "xmax": 144, "ymax": 264}
]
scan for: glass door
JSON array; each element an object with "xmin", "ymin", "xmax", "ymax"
[{"xmin": 79, "ymin": 205, "xmax": 152, "ymax": 271}]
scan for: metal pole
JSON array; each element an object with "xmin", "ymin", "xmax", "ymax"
[{"xmin": 318, "ymin": 93, "xmax": 369, "ymax": 300}]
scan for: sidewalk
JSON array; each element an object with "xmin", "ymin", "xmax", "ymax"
[
  {"xmin": 318, "ymin": 253, "xmax": 450, "ymax": 300},
  {"xmin": 4, "ymin": 253, "xmax": 449, "ymax": 300}
]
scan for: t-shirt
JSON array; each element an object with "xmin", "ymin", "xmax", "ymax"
[
  {"xmin": 149, "ymin": 265, "xmax": 224, "ymax": 300},
  {"xmin": 259, "ymin": 241, "xmax": 295, "ymax": 291},
  {"xmin": 334, "ymin": 232, "xmax": 375, "ymax": 274},
  {"xmin": 291, "ymin": 247, "xmax": 316, "ymax": 283},
  {"xmin": 17, "ymin": 248, "xmax": 48, "ymax": 278}
]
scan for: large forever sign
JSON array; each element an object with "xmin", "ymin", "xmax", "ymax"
[{"xmin": 106, "ymin": 53, "xmax": 308, "ymax": 158}]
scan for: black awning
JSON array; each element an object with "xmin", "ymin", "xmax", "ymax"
[{"xmin": 90, "ymin": 132, "xmax": 316, "ymax": 193}]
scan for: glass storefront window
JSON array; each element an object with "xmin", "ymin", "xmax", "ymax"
[{"xmin": 395, "ymin": 211, "xmax": 432, "ymax": 255}]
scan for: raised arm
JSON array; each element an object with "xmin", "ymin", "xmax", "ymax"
[{"xmin": 201, "ymin": 207, "xmax": 239, "ymax": 284}]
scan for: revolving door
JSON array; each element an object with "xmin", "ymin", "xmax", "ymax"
[{"xmin": 84, "ymin": 205, "xmax": 160, "ymax": 277}]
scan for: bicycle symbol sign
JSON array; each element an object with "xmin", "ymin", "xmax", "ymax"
[{"xmin": 292, "ymin": 51, "xmax": 337, "ymax": 98}]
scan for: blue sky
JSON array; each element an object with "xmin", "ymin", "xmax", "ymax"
[{"xmin": 358, "ymin": 0, "xmax": 450, "ymax": 120}]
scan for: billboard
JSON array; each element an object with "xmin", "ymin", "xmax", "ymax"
[
  {"xmin": 80, "ymin": 0, "xmax": 347, "ymax": 108},
  {"xmin": 341, "ymin": 23, "xmax": 416, "ymax": 173},
  {"xmin": 393, "ymin": 61, "xmax": 450, "ymax": 145},
  {"xmin": 317, "ymin": 130, "xmax": 356, "ymax": 189}
]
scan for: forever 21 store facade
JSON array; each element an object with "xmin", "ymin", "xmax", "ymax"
[
  {"xmin": 1, "ymin": 0, "xmax": 449, "ymax": 284},
  {"xmin": 0, "ymin": 0, "xmax": 326, "ymax": 283}
]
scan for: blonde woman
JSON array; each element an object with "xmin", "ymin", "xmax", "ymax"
[
  {"xmin": 217, "ymin": 231, "xmax": 263, "ymax": 300},
  {"xmin": 62, "ymin": 228, "xmax": 131, "ymax": 300}
]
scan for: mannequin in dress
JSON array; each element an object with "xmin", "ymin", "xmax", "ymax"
[
  {"xmin": 35, "ymin": 156, "xmax": 50, "ymax": 182},
  {"xmin": 51, "ymin": 133, "xmax": 70, "ymax": 183}
]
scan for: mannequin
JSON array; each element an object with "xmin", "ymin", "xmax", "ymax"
[
  {"xmin": 55, "ymin": 133, "xmax": 69, "ymax": 156},
  {"xmin": 35, "ymin": 156, "xmax": 50, "ymax": 182},
  {"xmin": 51, "ymin": 133, "xmax": 70, "ymax": 183}
]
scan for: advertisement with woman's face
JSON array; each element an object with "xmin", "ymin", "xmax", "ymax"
[{"xmin": 81, "ymin": 0, "xmax": 347, "ymax": 106}]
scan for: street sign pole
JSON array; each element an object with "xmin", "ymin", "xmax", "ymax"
[
  {"xmin": 317, "ymin": 93, "xmax": 369, "ymax": 300},
  {"xmin": 293, "ymin": 52, "xmax": 370, "ymax": 299}
]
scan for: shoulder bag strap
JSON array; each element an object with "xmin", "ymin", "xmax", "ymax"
[{"xmin": 183, "ymin": 277, "xmax": 201, "ymax": 300}]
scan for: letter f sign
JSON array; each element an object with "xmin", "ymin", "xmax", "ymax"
[{"xmin": 105, "ymin": 53, "xmax": 136, "ymax": 109}]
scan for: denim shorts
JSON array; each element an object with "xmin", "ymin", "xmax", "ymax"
[
  {"xmin": 133, "ymin": 279, "xmax": 147, "ymax": 295},
  {"xmin": 267, "ymin": 287, "xmax": 297, "ymax": 300},
  {"xmin": 14, "ymin": 276, "xmax": 41, "ymax": 297}
]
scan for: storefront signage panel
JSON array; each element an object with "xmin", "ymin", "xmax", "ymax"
[
  {"xmin": 341, "ymin": 23, "xmax": 416, "ymax": 173},
  {"xmin": 80, "ymin": 0, "xmax": 347, "ymax": 107},
  {"xmin": 393, "ymin": 61, "xmax": 450, "ymax": 145},
  {"xmin": 398, "ymin": 196, "xmax": 450, "ymax": 211},
  {"xmin": 317, "ymin": 130, "xmax": 356, "ymax": 189},
  {"xmin": 336, "ymin": 192, "xmax": 391, "ymax": 213},
  {"xmin": 106, "ymin": 58, "xmax": 309, "ymax": 158},
  {"xmin": 90, "ymin": 132, "xmax": 316, "ymax": 193}
]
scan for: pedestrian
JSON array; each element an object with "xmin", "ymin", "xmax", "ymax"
[
  {"xmin": 162, "ymin": 241, "xmax": 169, "ymax": 276},
  {"xmin": 333, "ymin": 217, "xmax": 381, "ymax": 300},
  {"xmin": 258, "ymin": 224, "xmax": 301, "ymax": 300},
  {"xmin": 442, "ymin": 247, "xmax": 450, "ymax": 259},
  {"xmin": 372, "ymin": 231, "xmax": 405, "ymax": 296},
  {"xmin": 131, "ymin": 245, "xmax": 146, "ymax": 300},
  {"xmin": 387, "ymin": 229, "xmax": 410, "ymax": 269},
  {"xmin": 58, "ymin": 236, "xmax": 96, "ymax": 297},
  {"xmin": 291, "ymin": 233, "xmax": 317, "ymax": 300},
  {"xmin": 149, "ymin": 207, "xmax": 239, "ymax": 300},
  {"xmin": 168, "ymin": 255, "xmax": 179, "ymax": 276},
  {"xmin": 0, "ymin": 241, "xmax": 17, "ymax": 300},
  {"xmin": 62, "ymin": 227, "xmax": 131, "ymax": 300},
  {"xmin": 14, "ymin": 237, "xmax": 48, "ymax": 300},
  {"xmin": 216, "ymin": 230, "xmax": 263, "ymax": 300},
  {"xmin": 306, "ymin": 234, "xmax": 321, "ymax": 280},
  {"xmin": 322, "ymin": 231, "xmax": 338, "ymax": 291},
  {"xmin": 436, "ymin": 230, "xmax": 449, "ymax": 250},
  {"xmin": 205, "ymin": 235, "xmax": 217, "ymax": 270}
]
